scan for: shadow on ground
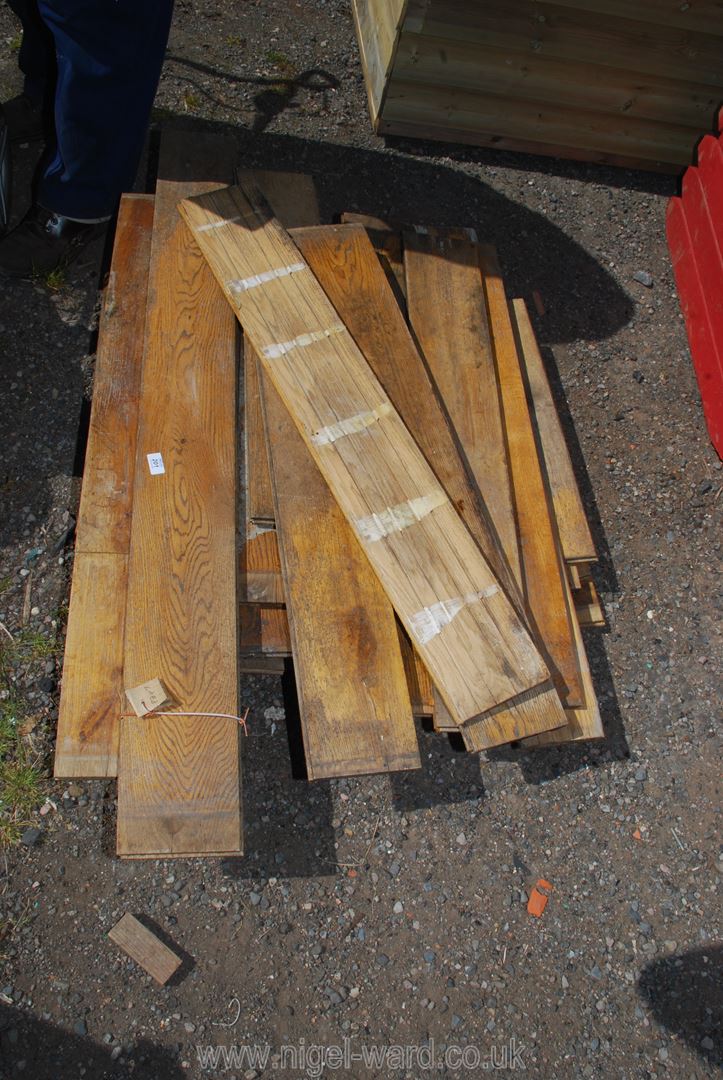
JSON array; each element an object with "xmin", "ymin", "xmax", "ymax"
[
  {"xmin": 638, "ymin": 946, "xmax": 722, "ymax": 1069},
  {"xmin": 0, "ymin": 1003, "xmax": 183, "ymax": 1080}
]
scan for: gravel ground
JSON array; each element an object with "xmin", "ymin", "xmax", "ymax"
[{"xmin": 0, "ymin": 3, "xmax": 721, "ymax": 1078}]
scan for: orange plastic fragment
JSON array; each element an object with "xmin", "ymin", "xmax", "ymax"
[
  {"xmin": 527, "ymin": 878, "xmax": 554, "ymax": 918},
  {"xmin": 632, "ymin": 828, "xmax": 642, "ymax": 841}
]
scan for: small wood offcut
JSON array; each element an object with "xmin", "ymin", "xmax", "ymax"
[{"xmin": 55, "ymin": 131, "xmax": 605, "ymax": 858}]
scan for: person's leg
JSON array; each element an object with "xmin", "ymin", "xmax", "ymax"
[
  {"xmin": 6, "ymin": 0, "xmax": 54, "ymax": 106},
  {"xmin": 0, "ymin": 0, "xmax": 174, "ymax": 275},
  {"xmin": 37, "ymin": 0, "xmax": 175, "ymax": 219},
  {"xmin": 3, "ymin": 0, "xmax": 54, "ymax": 141}
]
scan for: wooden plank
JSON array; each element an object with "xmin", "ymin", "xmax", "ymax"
[
  {"xmin": 118, "ymin": 171, "xmax": 241, "ymax": 859},
  {"xmin": 55, "ymin": 195, "xmax": 154, "ymax": 778},
  {"xmin": 291, "ymin": 223, "xmax": 564, "ymax": 748},
  {"xmin": 239, "ymin": 523, "xmax": 285, "ymax": 604},
  {"xmin": 108, "ymin": 912, "xmax": 182, "ymax": 985},
  {"xmin": 392, "ymin": 32, "xmax": 721, "ymax": 132},
  {"xmin": 239, "ymin": 655, "xmax": 285, "ymax": 676},
  {"xmin": 481, "ymin": 245, "xmax": 584, "ymax": 710},
  {"xmin": 404, "ymin": 229, "xmax": 521, "ymax": 586},
  {"xmin": 519, "ymin": 0, "xmax": 723, "ymax": 36},
  {"xmin": 261, "ymin": 368, "xmax": 420, "ymax": 779},
  {"xmin": 398, "ymin": 625, "xmax": 435, "ymax": 719},
  {"xmin": 351, "ymin": 0, "xmax": 409, "ymax": 122},
  {"xmin": 55, "ymin": 554, "xmax": 128, "ymax": 777},
  {"xmin": 239, "ymin": 603, "xmax": 291, "ymax": 656},
  {"xmin": 244, "ymin": 336, "xmax": 275, "ymax": 526},
  {"xmin": 340, "ymin": 212, "xmax": 408, "ymax": 304},
  {"xmin": 522, "ymin": 576, "xmax": 604, "ymax": 745},
  {"xmin": 378, "ymin": 115, "xmax": 682, "ymax": 174},
  {"xmin": 244, "ymin": 172, "xmax": 322, "ymax": 528},
  {"xmin": 512, "ymin": 299, "xmax": 596, "ymax": 565},
  {"xmin": 382, "ymin": 80, "xmax": 700, "ymax": 168},
  {"xmin": 573, "ymin": 564, "xmax": 605, "ymax": 628},
  {"xmin": 399, "ymin": 2, "xmax": 723, "ymax": 88},
  {"xmin": 75, "ymin": 195, "xmax": 154, "ymax": 556}
]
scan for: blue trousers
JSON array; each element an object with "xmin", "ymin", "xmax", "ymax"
[{"xmin": 7, "ymin": 0, "xmax": 174, "ymax": 218}]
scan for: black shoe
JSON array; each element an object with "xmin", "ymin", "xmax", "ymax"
[
  {"xmin": 2, "ymin": 93, "xmax": 44, "ymax": 143},
  {"xmin": 0, "ymin": 204, "xmax": 107, "ymax": 279}
]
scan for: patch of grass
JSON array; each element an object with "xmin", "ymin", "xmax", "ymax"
[
  {"xmin": 0, "ymin": 635, "xmax": 50, "ymax": 848},
  {"xmin": 182, "ymin": 90, "xmax": 200, "ymax": 111},
  {"xmin": 14, "ymin": 629, "xmax": 56, "ymax": 660},
  {"xmin": 225, "ymin": 34, "xmax": 245, "ymax": 47},
  {"xmin": 44, "ymin": 266, "xmax": 66, "ymax": 291},
  {"xmin": 266, "ymin": 49, "xmax": 295, "ymax": 75},
  {"xmin": 0, "ymin": 695, "xmax": 21, "ymax": 757},
  {"xmin": 0, "ymin": 576, "xmax": 12, "ymax": 597},
  {"xmin": 8, "ymin": 33, "xmax": 22, "ymax": 53}
]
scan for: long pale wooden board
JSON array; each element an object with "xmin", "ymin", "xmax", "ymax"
[
  {"xmin": 296, "ymin": 223, "xmax": 563, "ymax": 748},
  {"xmin": 511, "ymin": 298, "xmax": 596, "ymax": 565},
  {"xmin": 118, "ymin": 171, "xmax": 241, "ymax": 858},
  {"xmin": 244, "ymin": 171, "xmax": 321, "ymax": 527},
  {"xmin": 180, "ymin": 185, "xmax": 551, "ymax": 726},
  {"xmin": 480, "ymin": 246, "xmax": 584, "ymax": 710},
  {"xmin": 261, "ymin": 368, "xmax": 420, "ymax": 778},
  {"xmin": 55, "ymin": 195, "xmax": 154, "ymax": 778},
  {"xmin": 508, "ymin": 300, "xmax": 603, "ymax": 745}
]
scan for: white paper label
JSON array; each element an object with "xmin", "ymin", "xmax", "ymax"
[{"xmin": 147, "ymin": 452, "xmax": 165, "ymax": 475}]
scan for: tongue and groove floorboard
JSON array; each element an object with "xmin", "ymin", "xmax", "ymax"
[
  {"xmin": 55, "ymin": 195, "xmax": 154, "ymax": 779},
  {"xmin": 117, "ymin": 162, "xmax": 242, "ymax": 858},
  {"xmin": 480, "ymin": 246, "xmax": 585, "ymax": 710}
]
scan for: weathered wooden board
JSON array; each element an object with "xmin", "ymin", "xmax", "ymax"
[
  {"xmin": 522, "ymin": 574, "xmax": 604, "ymax": 746},
  {"xmin": 398, "ymin": 625, "xmax": 435, "ymax": 720},
  {"xmin": 55, "ymin": 554, "xmax": 128, "ymax": 777},
  {"xmin": 573, "ymin": 564, "xmax": 605, "ymax": 628},
  {"xmin": 75, "ymin": 195, "xmax": 154, "ymax": 556},
  {"xmin": 512, "ymin": 298, "xmax": 596, "ymax": 565},
  {"xmin": 55, "ymin": 195, "xmax": 154, "ymax": 778},
  {"xmin": 404, "ymin": 229, "xmax": 521, "ymax": 584},
  {"xmin": 351, "ymin": 0, "xmax": 408, "ymax": 122},
  {"xmin": 261, "ymin": 367, "xmax": 420, "ymax": 779},
  {"xmin": 481, "ymin": 245, "xmax": 584, "ymax": 710},
  {"xmin": 244, "ymin": 172, "xmax": 322, "ymax": 528},
  {"xmin": 118, "ymin": 172, "xmax": 241, "ymax": 859},
  {"xmin": 180, "ymin": 185, "xmax": 551, "ymax": 727},
  {"xmin": 244, "ymin": 336, "xmax": 275, "ymax": 526},
  {"xmin": 291, "ymin": 222, "xmax": 564, "ymax": 748},
  {"xmin": 108, "ymin": 912, "xmax": 182, "ymax": 985}
]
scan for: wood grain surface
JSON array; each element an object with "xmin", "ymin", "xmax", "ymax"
[
  {"xmin": 108, "ymin": 912, "xmax": 182, "ymax": 985},
  {"xmin": 55, "ymin": 195, "xmax": 154, "ymax": 778},
  {"xmin": 481, "ymin": 245, "xmax": 584, "ymax": 710},
  {"xmin": 261, "ymin": 366, "xmax": 420, "ymax": 779},
  {"xmin": 294, "ymin": 223, "xmax": 563, "ymax": 748},
  {"xmin": 118, "ymin": 173, "xmax": 241, "ymax": 858},
  {"xmin": 511, "ymin": 298, "xmax": 596, "ymax": 564},
  {"xmin": 180, "ymin": 185, "xmax": 551, "ymax": 726}
]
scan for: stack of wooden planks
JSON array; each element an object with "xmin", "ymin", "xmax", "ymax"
[{"xmin": 55, "ymin": 132, "xmax": 604, "ymax": 860}]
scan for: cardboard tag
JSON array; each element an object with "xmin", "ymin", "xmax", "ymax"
[
  {"xmin": 147, "ymin": 452, "xmax": 165, "ymax": 475},
  {"xmin": 125, "ymin": 677, "xmax": 172, "ymax": 717}
]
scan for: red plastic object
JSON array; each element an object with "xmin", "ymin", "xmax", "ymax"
[{"xmin": 666, "ymin": 108, "xmax": 723, "ymax": 458}]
